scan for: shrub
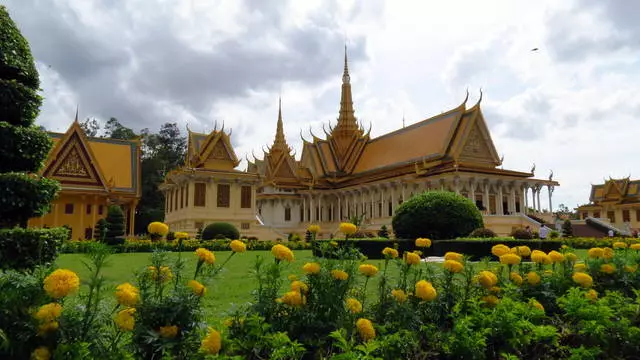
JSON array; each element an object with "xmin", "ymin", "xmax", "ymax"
[
  {"xmin": 166, "ymin": 231, "xmax": 175, "ymax": 241},
  {"xmin": 549, "ymin": 230, "xmax": 560, "ymax": 239},
  {"xmin": 511, "ymin": 228, "xmax": 533, "ymax": 239},
  {"xmin": 562, "ymin": 219, "xmax": 574, "ymax": 237},
  {"xmin": 201, "ymin": 222, "xmax": 239, "ymax": 240},
  {"xmin": 0, "ymin": 227, "xmax": 69, "ymax": 270},
  {"xmin": 392, "ymin": 191, "xmax": 483, "ymax": 240},
  {"xmin": 377, "ymin": 225, "xmax": 390, "ymax": 239},
  {"xmin": 469, "ymin": 227, "xmax": 497, "ymax": 238},
  {"xmin": 0, "ymin": 6, "xmax": 59, "ymax": 228},
  {"xmin": 105, "ymin": 205, "xmax": 125, "ymax": 245},
  {"xmin": 93, "ymin": 218, "xmax": 108, "ymax": 241}
]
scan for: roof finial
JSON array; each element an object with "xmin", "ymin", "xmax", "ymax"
[
  {"xmin": 342, "ymin": 44, "xmax": 350, "ymax": 84},
  {"xmin": 272, "ymin": 96, "xmax": 289, "ymax": 151},
  {"xmin": 402, "ymin": 111, "xmax": 405, "ymax": 128},
  {"xmin": 74, "ymin": 105, "xmax": 79, "ymax": 123}
]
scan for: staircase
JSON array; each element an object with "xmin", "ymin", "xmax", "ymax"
[{"xmin": 585, "ymin": 217, "xmax": 631, "ymax": 237}]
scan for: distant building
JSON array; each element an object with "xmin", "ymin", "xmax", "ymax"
[
  {"xmin": 577, "ymin": 177, "xmax": 640, "ymax": 234},
  {"xmin": 162, "ymin": 49, "xmax": 558, "ymax": 238},
  {"xmin": 28, "ymin": 118, "xmax": 142, "ymax": 240}
]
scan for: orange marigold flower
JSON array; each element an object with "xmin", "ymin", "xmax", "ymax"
[
  {"xmin": 415, "ymin": 238, "xmax": 432, "ymax": 248},
  {"xmin": 382, "ymin": 247, "xmax": 399, "ymax": 259},
  {"xmin": 302, "ymin": 262, "xmax": 321, "ymax": 274},
  {"xmin": 359, "ymin": 264, "xmax": 379, "ymax": 277},
  {"xmin": 443, "ymin": 260, "xmax": 464, "ymax": 273},
  {"xmin": 405, "ymin": 252, "xmax": 421, "ymax": 265},
  {"xmin": 331, "ymin": 269, "xmax": 349, "ymax": 280},
  {"xmin": 195, "ymin": 248, "xmax": 215, "ymax": 264},
  {"xmin": 355, "ymin": 318, "xmax": 376, "ymax": 341},
  {"xmin": 415, "ymin": 280, "xmax": 437, "ymax": 301},
  {"xmin": 572, "ymin": 272, "xmax": 593, "ymax": 288},
  {"xmin": 43, "ymin": 269, "xmax": 80, "ymax": 299}
]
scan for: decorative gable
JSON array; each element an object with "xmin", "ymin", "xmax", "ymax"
[
  {"xmin": 191, "ymin": 130, "xmax": 240, "ymax": 170},
  {"xmin": 44, "ymin": 130, "xmax": 106, "ymax": 188},
  {"xmin": 459, "ymin": 123, "xmax": 494, "ymax": 162},
  {"xmin": 450, "ymin": 106, "xmax": 500, "ymax": 167}
]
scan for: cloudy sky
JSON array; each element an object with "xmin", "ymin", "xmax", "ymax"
[{"xmin": 5, "ymin": 0, "xmax": 639, "ymax": 210}]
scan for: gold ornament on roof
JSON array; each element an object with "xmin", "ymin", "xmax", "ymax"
[{"xmin": 56, "ymin": 148, "xmax": 88, "ymax": 177}]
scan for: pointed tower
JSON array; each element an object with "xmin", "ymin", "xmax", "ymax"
[
  {"xmin": 335, "ymin": 45, "xmax": 358, "ymax": 132},
  {"xmin": 271, "ymin": 97, "xmax": 292, "ymax": 154},
  {"xmin": 263, "ymin": 98, "xmax": 299, "ymax": 186}
]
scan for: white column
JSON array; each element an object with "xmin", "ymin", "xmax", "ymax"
[
  {"xmin": 470, "ymin": 180, "xmax": 476, "ymax": 205},
  {"xmin": 390, "ymin": 184, "xmax": 396, "ymax": 215},
  {"xmin": 536, "ymin": 186, "xmax": 542, "ymax": 212},
  {"xmin": 483, "ymin": 181, "xmax": 490, "ymax": 214},
  {"xmin": 497, "ymin": 184, "xmax": 504, "ymax": 215},
  {"xmin": 548, "ymin": 185, "xmax": 554, "ymax": 213},
  {"xmin": 379, "ymin": 186, "xmax": 385, "ymax": 217},
  {"xmin": 318, "ymin": 195, "xmax": 323, "ymax": 222},
  {"xmin": 338, "ymin": 195, "xmax": 342, "ymax": 221},
  {"xmin": 530, "ymin": 188, "xmax": 536, "ymax": 213},
  {"xmin": 523, "ymin": 186, "xmax": 529, "ymax": 214}
]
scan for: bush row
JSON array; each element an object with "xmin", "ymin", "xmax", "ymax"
[
  {"xmin": 313, "ymin": 238, "xmax": 562, "ymax": 260},
  {"xmin": 0, "ymin": 227, "xmax": 69, "ymax": 270},
  {"xmin": 60, "ymin": 238, "xmax": 312, "ymax": 254}
]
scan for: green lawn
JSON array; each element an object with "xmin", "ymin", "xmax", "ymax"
[{"xmin": 55, "ymin": 248, "xmax": 588, "ymax": 323}]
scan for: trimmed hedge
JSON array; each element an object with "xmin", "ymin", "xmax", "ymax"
[
  {"xmin": 60, "ymin": 239, "xmax": 312, "ymax": 254},
  {"xmin": 201, "ymin": 222, "xmax": 240, "ymax": 240},
  {"xmin": 0, "ymin": 173, "xmax": 60, "ymax": 227},
  {"xmin": 313, "ymin": 238, "xmax": 562, "ymax": 261},
  {"xmin": 0, "ymin": 122, "xmax": 53, "ymax": 172},
  {"xmin": 0, "ymin": 227, "xmax": 69, "ymax": 270},
  {"xmin": 562, "ymin": 237, "xmax": 640, "ymax": 249}
]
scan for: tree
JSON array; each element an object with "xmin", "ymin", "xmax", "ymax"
[
  {"xmin": 555, "ymin": 203, "xmax": 578, "ymax": 220},
  {"xmin": 94, "ymin": 218, "xmax": 108, "ymax": 242},
  {"xmin": 0, "ymin": 5, "xmax": 60, "ymax": 227},
  {"xmin": 80, "ymin": 117, "xmax": 100, "ymax": 137},
  {"xmin": 562, "ymin": 219, "xmax": 573, "ymax": 238},
  {"xmin": 104, "ymin": 117, "xmax": 136, "ymax": 140},
  {"xmin": 105, "ymin": 205, "xmax": 125, "ymax": 244},
  {"xmin": 392, "ymin": 191, "xmax": 484, "ymax": 240},
  {"xmin": 377, "ymin": 225, "xmax": 389, "ymax": 239}
]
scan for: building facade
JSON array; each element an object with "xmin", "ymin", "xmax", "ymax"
[
  {"xmin": 28, "ymin": 117, "xmax": 142, "ymax": 240},
  {"xmin": 163, "ymin": 49, "xmax": 559, "ymax": 238},
  {"xmin": 577, "ymin": 178, "xmax": 640, "ymax": 234}
]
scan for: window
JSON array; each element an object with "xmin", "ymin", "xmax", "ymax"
[
  {"xmin": 241, "ymin": 222, "xmax": 250, "ymax": 230},
  {"xmin": 65, "ymin": 203, "xmax": 74, "ymax": 214},
  {"xmin": 299, "ymin": 207, "xmax": 304, "ymax": 222},
  {"xmin": 86, "ymin": 204, "xmax": 91, "ymax": 215},
  {"xmin": 607, "ymin": 211, "xmax": 615, "ymax": 223},
  {"xmin": 284, "ymin": 207, "xmax": 291, "ymax": 221},
  {"xmin": 240, "ymin": 186, "xmax": 252, "ymax": 208},
  {"xmin": 328, "ymin": 207, "xmax": 333, "ymax": 221},
  {"xmin": 84, "ymin": 228, "xmax": 93, "ymax": 240},
  {"xmin": 388, "ymin": 201, "xmax": 393, "ymax": 216},
  {"xmin": 378, "ymin": 203, "xmax": 382, "ymax": 217},
  {"xmin": 623, "ymin": 209, "xmax": 631, "ymax": 222},
  {"xmin": 637, "ymin": 209, "xmax": 640, "ymax": 222},
  {"xmin": 98, "ymin": 205, "xmax": 104, "ymax": 215},
  {"xmin": 315, "ymin": 206, "xmax": 320, "ymax": 221},
  {"xmin": 594, "ymin": 211, "xmax": 600, "ymax": 218},
  {"xmin": 194, "ymin": 183, "xmax": 206, "ymax": 207},
  {"xmin": 217, "ymin": 184, "xmax": 230, "ymax": 207}
]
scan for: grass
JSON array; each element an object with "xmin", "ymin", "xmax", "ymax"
[{"xmin": 55, "ymin": 248, "xmax": 588, "ymax": 323}]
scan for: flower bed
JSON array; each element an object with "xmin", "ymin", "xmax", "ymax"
[{"xmin": 60, "ymin": 238, "xmax": 311, "ymax": 253}]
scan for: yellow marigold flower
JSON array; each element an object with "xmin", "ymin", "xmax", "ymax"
[
  {"xmin": 230, "ymin": 240, "xmax": 247, "ymax": 253},
  {"xmin": 195, "ymin": 248, "xmax": 215, "ymax": 264},
  {"xmin": 624, "ymin": 265, "xmax": 638, "ymax": 273},
  {"xmin": 527, "ymin": 272, "xmax": 541, "ymax": 286},
  {"xmin": 331, "ymin": 269, "xmax": 349, "ymax": 281},
  {"xmin": 43, "ymin": 269, "xmax": 80, "ymax": 299},
  {"xmin": 359, "ymin": 264, "xmax": 379, "ymax": 277},
  {"xmin": 391, "ymin": 289, "xmax": 407, "ymax": 303},
  {"xmin": 188, "ymin": 280, "xmax": 206, "ymax": 296},
  {"xmin": 514, "ymin": 246, "xmax": 531, "ymax": 257},
  {"xmin": 548, "ymin": 250, "xmax": 565, "ymax": 263},
  {"xmin": 572, "ymin": 272, "xmax": 593, "ymax": 288},
  {"xmin": 115, "ymin": 283, "xmax": 139, "ymax": 307},
  {"xmin": 159, "ymin": 325, "xmax": 179, "ymax": 338},
  {"xmin": 287, "ymin": 274, "xmax": 298, "ymax": 281},
  {"xmin": 444, "ymin": 252, "xmax": 463, "ymax": 262},
  {"xmin": 115, "ymin": 308, "xmax": 136, "ymax": 332},
  {"xmin": 280, "ymin": 291, "xmax": 305, "ymax": 307},
  {"xmin": 415, "ymin": 280, "xmax": 437, "ymax": 301},
  {"xmin": 565, "ymin": 252, "xmax": 578, "ymax": 262},
  {"xmin": 38, "ymin": 321, "xmax": 59, "ymax": 334},
  {"xmin": 200, "ymin": 327, "xmax": 222, "ymax": 355},
  {"xmin": 31, "ymin": 346, "xmax": 51, "ymax": 360},
  {"xmin": 302, "ymin": 262, "xmax": 321, "ymax": 274},
  {"xmin": 174, "ymin": 231, "xmax": 189, "ymax": 240},
  {"xmin": 574, "ymin": 263, "xmax": 587, "ymax": 271},
  {"xmin": 531, "ymin": 250, "xmax": 552, "ymax": 265},
  {"xmin": 529, "ymin": 299, "xmax": 544, "ymax": 312},
  {"xmin": 307, "ymin": 224, "xmax": 320, "ymax": 233},
  {"xmin": 339, "ymin": 222, "xmax": 358, "ymax": 235},
  {"xmin": 603, "ymin": 247, "xmax": 614, "ymax": 260},
  {"xmin": 630, "ymin": 243, "xmax": 640, "ymax": 250},
  {"xmin": 355, "ymin": 318, "xmax": 376, "ymax": 341},
  {"xmin": 35, "ymin": 303, "xmax": 62, "ymax": 323},
  {"xmin": 147, "ymin": 221, "xmax": 169, "ymax": 236},
  {"xmin": 613, "ymin": 241, "xmax": 627, "ymax": 249},
  {"xmin": 499, "ymin": 253, "xmax": 521, "ymax": 265},
  {"xmin": 382, "ymin": 247, "xmax": 399, "ymax": 258},
  {"xmin": 148, "ymin": 266, "xmax": 173, "ymax": 282},
  {"xmin": 271, "ymin": 244, "xmax": 294, "ymax": 262},
  {"xmin": 489, "ymin": 286, "xmax": 501, "ymax": 294},
  {"xmin": 443, "ymin": 260, "xmax": 464, "ymax": 273},
  {"xmin": 290, "ymin": 280, "xmax": 308, "ymax": 293},
  {"xmin": 476, "ymin": 270, "xmax": 498, "ymax": 288},
  {"xmin": 330, "ymin": 240, "xmax": 339, "ymax": 247},
  {"xmin": 405, "ymin": 251, "xmax": 421, "ymax": 265},
  {"xmin": 491, "ymin": 244, "xmax": 510, "ymax": 257},
  {"xmin": 415, "ymin": 238, "xmax": 432, "ymax": 248},
  {"xmin": 346, "ymin": 298, "xmax": 363, "ymax": 313},
  {"xmin": 600, "ymin": 263, "xmax": 616, "ymax": 274},
  {"xmin": 585, "ymin": 289, "xmax": 598, "ymax": 301},
  {"xmin": 481, "ymin": 295, "xmax": 499, "ymax": 307},
  {"xmin": 510, "ymin": 272, "xmax": 523, "ymax": 285},
  {"xmin": 588, "ymin": 247, "xmax": 604, "ymax": 259}
]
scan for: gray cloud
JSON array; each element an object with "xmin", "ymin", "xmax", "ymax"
[{"xmin": 5, "ymin": 0, "xmax": 378, "ymax": 131}]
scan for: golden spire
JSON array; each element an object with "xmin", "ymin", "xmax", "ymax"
[
  {"xmin": 335, "ymin": 45, "xmax": 357, "ymax": 132},
  {"xmin": 74, "ymin": 105, "xmax": 79, "ymax": 123},
  {"xmin": 272, "ymin": 97, "xmax": 290, "ymax": 152}
]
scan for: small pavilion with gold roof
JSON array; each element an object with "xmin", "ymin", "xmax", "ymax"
[
  {"xmin": 577, "ymin": 177, "xmax": 640, "ymax": 234},
  {"xmin": 28, "ymin": 113, "xmax": 142, "ymax": 240}
]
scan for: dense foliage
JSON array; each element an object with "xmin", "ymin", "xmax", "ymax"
[
  {"xmin": 201, "ymin": 222, "xmax": 240, "ymax": 240},
  {"xmin": 104, "ymin": 205, "xmax": 125, "ymax": 245},
  {"xmin": 469, "ymin": 227, "xmax": 497, "ymax": 238},
  {"xmin": 0, "ymin": 227, "xmax": 68, "ymax": 271},
  {"xmin": 392, "ymin": 191, "xmax": 483, "ymax": 240}
]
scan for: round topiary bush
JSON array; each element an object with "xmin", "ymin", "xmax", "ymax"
[
  {"xmin": 469, "ymin": 227, "xmax": 497, "ymax": 238},
  {"xmin": 392, "ymin": 191, "xmax": 483, "ymax": 240},
  {"xmin": 201, "ymin": 222, "xmax": 240, "ymax": 240},
  {"xmin": 511, "ymin": 228, "xmax": 533, "ymax": 240}
]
